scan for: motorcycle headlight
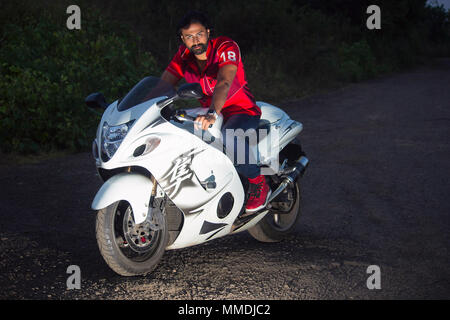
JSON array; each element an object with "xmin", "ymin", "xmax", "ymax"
[{"xmin": 101, "ymin": 120, "xmax": 135, "ymax": 159}]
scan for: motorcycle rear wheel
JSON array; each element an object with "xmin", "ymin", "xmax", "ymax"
[
  {"xmin": 247, "ymin": 179, "xmax": 301, "ymax": 242},
  {"xmin": 96, "ymin": 200, "xmax": 168, "ymax": 276}
]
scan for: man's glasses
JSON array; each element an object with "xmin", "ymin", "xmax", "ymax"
[{"xmin": 182, "ymin": 31, "xmax": 206, "ymax": 42}]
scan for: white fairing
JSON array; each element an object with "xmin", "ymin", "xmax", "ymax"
[
  {"xmin": 257, "ymin": 101, "xmax": 303, "ymax": 149},
  {"xmin": 256, "ymin": 102, "xmax": 303, "ymax": 172},
  {"xmin": 92, "ymin": 172, "xmax": 154, "ymax": 223},
  {"xmin": 92, "ymin": 91, "xmax": 301, "ymax": 249}
]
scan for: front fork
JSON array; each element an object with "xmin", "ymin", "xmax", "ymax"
[{"xmin": 140, "ymin": 175, "xmax": 165, "ymax": 231}]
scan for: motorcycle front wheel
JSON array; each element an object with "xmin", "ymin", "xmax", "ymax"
[
  {"xmin": 248, "ymin": 179, "xmax": 302, "ymax": 242},
  {"xmin": 95, "ymin": 200, "xmax": 168, "ymax": 276}
]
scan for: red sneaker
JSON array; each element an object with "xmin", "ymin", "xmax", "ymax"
[{"xmin": 245, "ymin": 175, "xmax": 271, "ymax": 213}]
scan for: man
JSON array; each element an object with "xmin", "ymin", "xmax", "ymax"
[{"xmin": 161, "ymin": 10, "xmax": 271, "ymax": 212}]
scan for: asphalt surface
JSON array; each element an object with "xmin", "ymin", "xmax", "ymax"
[{"xmin": 0, "ymin": 59, "xmax": 449, "ymax": 300}]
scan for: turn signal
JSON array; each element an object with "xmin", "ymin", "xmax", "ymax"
[{"xmin": 133, "ymin": 136, "xmax": 161, "ymax": 157}]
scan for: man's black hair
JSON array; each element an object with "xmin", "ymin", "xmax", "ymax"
[{"xmin": 176, "ymin": 10, "xmax": 212, "ymax": 36}]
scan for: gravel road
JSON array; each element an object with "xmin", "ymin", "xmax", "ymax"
[{"xmin": 1, "ymin": 59, "xmax": 449, "ymax": 300}]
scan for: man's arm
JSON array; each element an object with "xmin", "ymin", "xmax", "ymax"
[
  {"xmin": 161, "ymin": 70, "xmax": 181, "ymax": 87},
  {"xmin": 210, "ymin": 64, "xmax": 237, "ymax": 114},
  {"xmin": 142, "ymin": 70, "xmax": 181, "ymax": 102},
  {"xmin": 196, "ymin": 64, "xmax": 237, "ymax": 130}
]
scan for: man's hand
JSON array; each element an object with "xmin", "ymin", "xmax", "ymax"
[{"xmin": 194, "ymin": 113, "xmax": 216, "ymax": 131}]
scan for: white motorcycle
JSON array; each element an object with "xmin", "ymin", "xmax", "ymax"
[{"xmin": 85, "ymin": 76, "xmax": 309, "ymax": 276}]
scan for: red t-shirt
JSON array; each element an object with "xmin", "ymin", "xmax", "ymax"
[{"xmin": 165, "ymin": 36, "xmax": 261, "ymax": 121}]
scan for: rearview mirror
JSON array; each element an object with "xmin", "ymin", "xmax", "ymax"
[
  {"xmin": 177, "ymin": 83, "xmax": 204, "ymax": 99},
  {"xmin": 85, "ymin": 92, "xmax": 108, "ymax": 110}
]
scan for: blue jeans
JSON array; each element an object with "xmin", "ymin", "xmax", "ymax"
[{"xmin": 221, "ymin": 113, "xmax": 261, "ymax": 179}]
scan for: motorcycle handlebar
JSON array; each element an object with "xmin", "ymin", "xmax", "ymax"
[{"xmin": 173, "ymin": 109, "xmax": 223, "ymax": 137}]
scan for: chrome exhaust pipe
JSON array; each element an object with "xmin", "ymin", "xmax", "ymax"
[{"xmin": 268, "ymin": 156, "xmax": 309, "ymax": 203}]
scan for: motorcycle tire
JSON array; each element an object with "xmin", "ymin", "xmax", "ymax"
[
  {"xmin": 96, "ymin": 200, "xmax": 168, "ymax": 276},
  {"xmin": 248, "ymin": 180, "xmax": 302, "ymax": 243}
]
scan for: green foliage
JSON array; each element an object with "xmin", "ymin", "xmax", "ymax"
[
  {"xmin": 89, "ymin": 0, "xmax": 448, "ymax": 101},
  {"xmin": 0, "ymin": 9, "xmax": 158, "ymax": 154},
  {"xmin": 337, "ymin": 40, "xmax": 377, "ymax": 82},
  {"xmin": 1, "ymin": 0, "xmax": 449, "ymax": 154}
]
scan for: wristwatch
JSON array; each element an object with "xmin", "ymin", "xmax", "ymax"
[{"xmin": 207, "ymin": 109, "xmax": 218, "ymax": 119}]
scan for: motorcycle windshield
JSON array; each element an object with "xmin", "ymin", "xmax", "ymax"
[{"xmin": 117, "ymin": 76, "xmax": 175, "ymax": 112}]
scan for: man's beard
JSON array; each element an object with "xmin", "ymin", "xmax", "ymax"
[{"xmin": 189, "ymin": 43, "xmax": 208, "ymax": 55}]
